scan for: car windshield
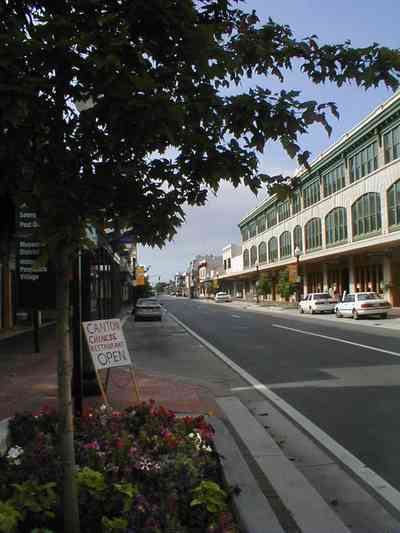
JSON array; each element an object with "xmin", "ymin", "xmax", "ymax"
[
  {"xmin": 314, "ymin": 293, "xmax": 330, "ymax": 299},
  {"xmin": 357, "ymin": 293, "xmax": 380, "ymax": 301}
]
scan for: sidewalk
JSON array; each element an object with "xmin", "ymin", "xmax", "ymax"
[{"xmin": 0, "ymin": 314, "xmax": 215, "ymax": 420}]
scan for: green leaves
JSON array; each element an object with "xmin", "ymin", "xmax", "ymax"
[
  {"xmin": 0, "ymin": 501, "xmax": 22, "ymax": 533},
  {"xmin": 1, "ymin": 0, "xmax": 400, "ymax": 250},
  {"xmin": 191, "ymin": 480, "xmax": 228, "ymax": 515},
  {"xmin": 76, "ymin": 467, "xmax": 106, "ymax": 494}
]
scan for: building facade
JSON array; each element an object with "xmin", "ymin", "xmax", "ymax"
[
  {"xmin": 220, "ymin": 91, "xmax": 400, "ymax": 304},
  {"xmin": 197, "ymin": 255, "xmax": 223, "ymax": 297}
]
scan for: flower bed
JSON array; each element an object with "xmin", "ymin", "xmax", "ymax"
[{"xmin": 0, "ymin": 402, "xmax": 239, "ymax": 532}]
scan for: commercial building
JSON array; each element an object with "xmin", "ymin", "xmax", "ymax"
[{"xmin": 219, "ymin": 91, "xmax": 400, "ymax": 304}]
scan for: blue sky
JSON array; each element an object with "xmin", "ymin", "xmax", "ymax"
[{"xmin": 140, "ymin": 0, "xmax": 400, "ymax": 283}]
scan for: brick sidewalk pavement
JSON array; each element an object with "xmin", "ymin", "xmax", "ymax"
[{"xmin": 0, "ymin": 325, "xmax": 214, "ymax": 421}]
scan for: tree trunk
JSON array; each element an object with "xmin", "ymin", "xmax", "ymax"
[{"xmin": 56, "ymin": 244, "xmax": 80, "ymax": 533}]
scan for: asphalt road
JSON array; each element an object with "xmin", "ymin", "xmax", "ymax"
[{"xmin": 162, "ymin": 296, "xmax": 400, "ymax": 492}]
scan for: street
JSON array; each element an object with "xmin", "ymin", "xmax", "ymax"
[{"xmin": 162, "ymin": 296, "xmax": 400, "ymax": 492}]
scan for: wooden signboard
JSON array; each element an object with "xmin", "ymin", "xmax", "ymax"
[
  {"xmin": 288, "ymin": 263, "xmax": 298, "ymax": 284},
  {"xmin": 82, "ymin": 318, "xmax": 139, "ymax": 405}
]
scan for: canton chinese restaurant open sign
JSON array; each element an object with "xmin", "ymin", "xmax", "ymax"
[
  {"xmin": 82, "ymin": 319, "xmax": 132, "ymax": 371},
  {"xmin": 16, "ymin": 205, "xmax": 56, "ymax": 309}
]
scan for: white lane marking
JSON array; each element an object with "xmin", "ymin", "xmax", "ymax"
[
  {"xmin": 167, "ymin": 310, "xmax": 400, "ymax": 517},
  {"xmin": 232, "ymin": 314, "xmax": 241, "ymax": 319},
  {"xmin": 272, "ymin": 323, "xmax": 400, "ymax": 358}
]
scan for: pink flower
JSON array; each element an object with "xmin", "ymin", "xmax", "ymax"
[
  {"xmin": 83, "ymin": 441, "xmax": 100, "ymax": 450},
  {"xmin": 115, "ymin": 438, "xmax": 124, "ymax": 449}
]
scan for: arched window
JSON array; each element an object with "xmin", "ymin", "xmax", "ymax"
[
  {"xmin": 243, "ymin": 249, "xmax": 249, "ymax": 268},
  {"xmin": 258, "ymin": 242, "xmax": 267, "ymax": 263},
  {"xmin": 351, "ymin": 193, "xmax": 381, "ymax": 238},
  {"xmin": 268, "ymin": 237, "xmax": 278, "ymax": 263},
  {"xmin": 387, "ymin": 180, "xmax": 400, "ymax": 228},
  {"xmin": 293, "ymin": 225, "xmax": 303, "ymax": 252},
  {"xmin": 250, "ymin": 245, "xmax": 257, "ymax": 266},
  {"xmin": 305, "ymin": 218, "xmax": 322, "ymax": 251},
  {"xmin": 325, "ymin": 208, "xmax": 347, "ymax": 246},
  {"xmin": 279, "ymin": 231, "xmax": 292, "ymax": 259},
  {"xmin": 241, "ymin": 226, "xmax": 249, "ymax": 242}
]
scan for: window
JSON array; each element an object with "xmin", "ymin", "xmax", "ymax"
[
  {"xmin": 291, "ymin": 191, "xmax": 301, "ymax": 214},
  {"xmin": 323, "ymin": 164, "xmax": 345, "ymax": 196},
  {"xmin": 349, "ymin": 142, "xmax": 378, "ymax": 182},
  {"xmin": 351, "ymin": 193, "xmax": 381, "ymax": 238},
  {"xmin": 257, "ymin": 214, "xmax": 266, "ymax": 234},
  {"xmin": 223, "ymin": 259, "xmax": 227, "ymax": 270},
  {"xmin": 268, "ymin": 237, "xmax": 278, "ymax": 263},
  {"xmin": 249, "ymin": 220, "xmax": 257, "ymax": 238},
  {"xmin": 325, "ymin": 208, "xmax": 347, "ymax": 246},
  {"xmin": 293, "ymin": 225, "xmax": 303, "ymax": 252},
  {"xmin": 277, "ymin": 200, "xmax": 290, "ymax": 222},
  {"xmin": 266, "ymin": 206, "xmax": 277, "ymax": 228},
  {"xmin": 241, "ymin": 226, "xmax": 249, "ymax": 242},
  {"xmin": 383, "ymin": 124, "xmax": 400, "ymax": 164},
  {"xmin": 303, "ymin": 179, "xmax": 320, "ymax": 208},
  {"xmin": 227, "ymin": 258, "xmax": 231, "ymax": 269},
  {"xmin": 258, "ymin": 242, "xmax": 267, "ymax": 263},
  {"xmin": 305, "ymin": 218, "xmax": 322, "ymax": 251},
  {"xmin": 387, "ymin": 180, "xmax": 400, "ymax": 228},
  {"xmin": 250, "ymin": 245, "xmax": 257, "ymax": 266},
  {"xmin": 243, "ymin": 249, "xmax": 249, "ymax": 268},
  {"xmin": 279, "ymin": 231, "xmax": 292, "ymax": 258}
]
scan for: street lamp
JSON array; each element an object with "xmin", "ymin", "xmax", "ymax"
[
  {"xmin": 255, "ymin": 260, "xmax": 260, "ymax": 304},
  {"xmin": 294, "ymin": 246, "xmax": 301, "ymax": 303}
]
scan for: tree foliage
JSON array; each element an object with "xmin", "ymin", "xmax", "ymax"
[
  {"xmin": 257, "ymin": 274, "xmax": 271, "ymax": 297},
  {"xmin": 277, "ymin": 270, "xmax": 296, "ymax": 301},
  {"xmin": 1, "ymin": 0, "xmax": 400, "ymax": 249}
]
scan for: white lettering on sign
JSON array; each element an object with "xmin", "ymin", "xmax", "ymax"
[{"xmin": 82, "ymin": 319, "xmax": 132, "ymax": 370}]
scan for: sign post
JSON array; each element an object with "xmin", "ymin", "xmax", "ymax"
[{"xmin": 82, "ymin": 318, "xmax": 139, "ymax": 405}]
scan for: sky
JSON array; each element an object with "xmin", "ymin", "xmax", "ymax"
[{"xmin": 140, "ymin": 0, "xmax": 400, "ymax": 283}]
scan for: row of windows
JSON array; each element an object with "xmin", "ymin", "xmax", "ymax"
[
  {"xmin": 241, "ymin": 123, "xmax": 400, "ymax": 242},
  {"xmin": 242, "ymin": 185, "xmax": 400, "ymax": 267}
]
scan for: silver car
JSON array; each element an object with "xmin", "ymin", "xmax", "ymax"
[
  {"xmin": 335, "ymin": 292, "xmax": 391, "ymax": 319},
  {"xmin": 134, "ymin": 299, "xmax": 162, "ymax": 321},
  {"xmin": 214, "ymin": 292, "xmax": 232, "ymax": 303}
]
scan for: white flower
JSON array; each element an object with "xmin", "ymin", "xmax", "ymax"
[
  {"xmin": 100, "ymin": 404, "xmax": 107, "ymax": 412},
  {"xmin": 7, "ymin": 445, "xmax": 24, "ymax": 463},
  {"xmin": 188, "ymin": 431, "xmax": 203, "ymax": 450}
]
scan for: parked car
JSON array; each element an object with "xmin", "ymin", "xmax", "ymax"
[
  {"xmin": 335, "ymin": 292, "xmax": 391, "ymax": 319},
  {"xmin": 214, "ymin": 292, "xmax": 232, "ymax": 303},
  {"xmin": 134, "ymin": 298, "xmax": 162, "ymax": 321},
  {"xmin": 298, "ymin": 293, "xmax": 336, "ymax": 314}
]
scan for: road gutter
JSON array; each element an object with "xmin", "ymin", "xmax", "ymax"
[{"xmin": 167, "ymin": 309, "xmax": 400, "ymax": 520}]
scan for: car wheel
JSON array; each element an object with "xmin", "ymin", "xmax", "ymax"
[
  {"xmin": 311, "ymin": 309, "xmax": 315, "ymax": 315},
  {"xmin": 298, "ymin": 306, "xmax": 304, "ymax": 314},
  {"xmin": 352, "ymin": 309, "xmax": 359, "ymax": 320},
  {"xmin": 380, "ymin": 313, "xmax": 387, "ymax": 319},
  {"xmin": 335, "ymin": 309, "xmax": 342, "ymax": 318}
]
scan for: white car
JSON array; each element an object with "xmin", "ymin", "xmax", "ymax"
[
  {"xmin": 134, "ymin": 299, "xmax": 162, "ymax": 321},
  {"xmin": 214, "ymin": 292, "xmax": 232, "ymax": 303},
  {"xmin": 298, "ymin": 293, "xmax": 337, "ymax": 314},
  {"xmin": 335, "ymin": 292, "xmax": 391, "ymax": 319}
]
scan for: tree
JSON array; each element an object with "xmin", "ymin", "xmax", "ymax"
[
  {"xmin": 257, "ymin": 274, "xmax": 272, "ymax": 299},
  {"xmin": 277, "ymin": 270, "xmax": 296, "ymax": 301},
  {"xmin": 1, "ymin": 1, "xmax": 400, "ymax": 530}
]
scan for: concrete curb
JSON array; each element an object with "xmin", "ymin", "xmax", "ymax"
[
  {"xmin": 211, "ymin": 416, "xmax": 284, "ymax": 533},
  {"xmin": 167, "ymin": 309, "xmax": 400, "ymax": 522}
]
